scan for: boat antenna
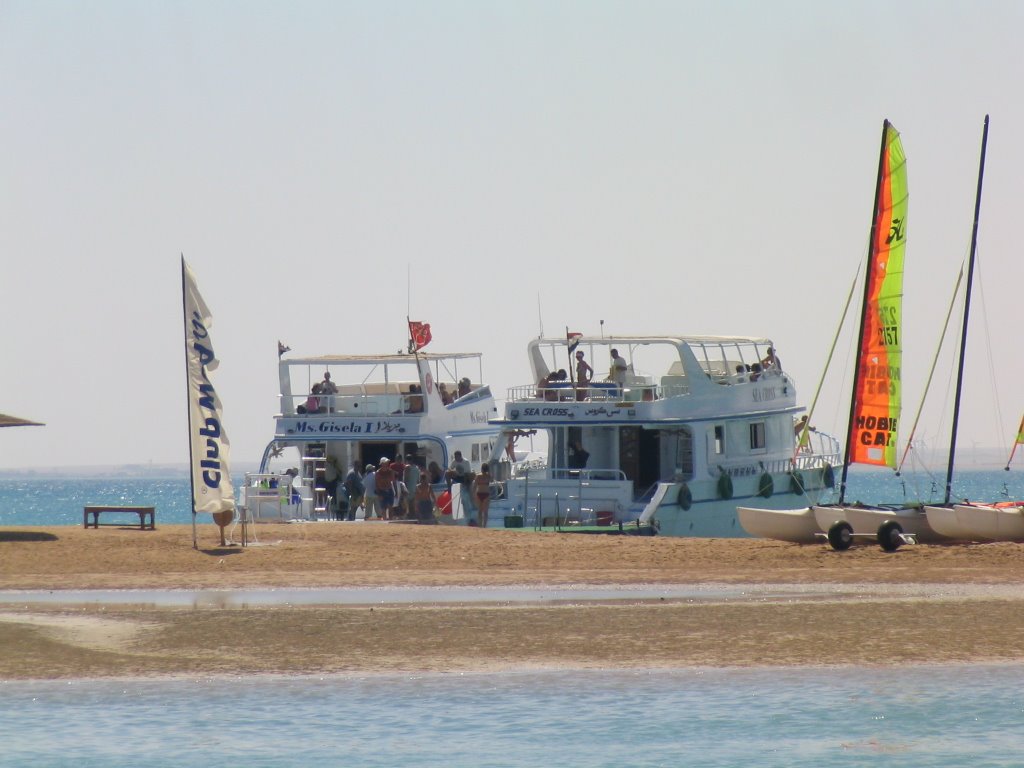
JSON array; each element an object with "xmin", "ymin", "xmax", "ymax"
[
  {"xmin": 537, "ymin": 294, "xmax": 544, "ymax": 338},
  {"xmin": 943, "ymin": 114, "xmax": 989, "ymax": 503},
  {"xmin": 838, "ymin": 119, "xmax": 892, "ymax": 506}
]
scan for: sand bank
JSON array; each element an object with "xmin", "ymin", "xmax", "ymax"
[{"xmin": 1, "ymin": 523, "xmax": 1023, "ymax": 678}]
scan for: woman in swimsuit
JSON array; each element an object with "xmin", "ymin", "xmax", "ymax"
[{"xmin": 472, "ymin": 464, "xmax": 492, "ymax": 528}]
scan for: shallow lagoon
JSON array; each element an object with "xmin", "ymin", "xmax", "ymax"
[{"xmin": 3, "ymin": 665, "xmax": 1023, "ymax": 767}]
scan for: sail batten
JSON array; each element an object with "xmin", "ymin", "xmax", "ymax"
[{"xmin": 847, "ymin": 122, "xmax": 908, "ymax": 470}]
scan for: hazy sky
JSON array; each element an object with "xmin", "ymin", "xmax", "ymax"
[{"xmin": 2, "ymin": 1, "xmax": 1022, "ymax": 470}]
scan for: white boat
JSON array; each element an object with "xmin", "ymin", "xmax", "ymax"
[
  {"xmin": 244, "ymin": 341, "xmax": 502, "ymax": 522},
  {"xmin": 933, "ymin": 501, "xmax": 1024, "ymax": 544},
  {"xmin": 486, "ymin": 334, "xmax": 841, "ymax": 536},
  {"xmin": 924, "ymin": 503, "xmax": 995, "ymax": 541}
]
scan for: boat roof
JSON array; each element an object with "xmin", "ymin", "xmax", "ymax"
[
  {"xmin": 282, "ymin": 352, "xmax": 483, "ymax": 365},
  {"xmin": 535, "ymin": 335, "xmax": 772, "ymax": 346}
]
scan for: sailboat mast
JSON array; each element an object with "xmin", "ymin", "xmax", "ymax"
[
  {"xmin": 943, "ymin": 114, "xmax": 989, "ymax": 503},
  {"xmin": 838, "ymin": 119, "xmax": 892, "ymax": 505}
]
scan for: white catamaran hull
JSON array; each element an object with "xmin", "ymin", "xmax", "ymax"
[
  {"xmin": 836, "ymin": 506, "xmax": 950, "ymax": 544},
  {"xmin": 737, "ymin": 506, "xmax": 820, "ymax": 544},
  {"xmin": 944, "ymin": 503, "xmax": 1024, "ymax": 542}
]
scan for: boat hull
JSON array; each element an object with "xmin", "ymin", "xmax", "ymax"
[
  {"xmin": 737, "ymin": 506, "xmax": 819, "ymax": 543},
  {"xmin": 947, "ymin": 503, "xmax": 1024, "ymax": 542},
  {"xmin": 837, "ymin": 506, "xmax": 950, "ymax": 544},
  {"xmin": 924, "ymin": 504, "xmax": 982, "ymax": 541}
]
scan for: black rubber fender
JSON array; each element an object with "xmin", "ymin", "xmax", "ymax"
[
  {"xmin": 677, "ymin": 483, "xmax": 693, "ymax": 511},
  {"xmin": 757, "ymin": 472, "xmax": 774, "ymax": 498},
  {"xmin": 717, "ymin": 474, "xmax": 733, "ymax": 500},
  {"xmin": 822, "ymin": 463, "xmax": 835, "ymax": 489}
]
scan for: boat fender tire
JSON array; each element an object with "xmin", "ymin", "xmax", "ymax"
[
  {"xmin": 827, "ymin": 521, "xmax": 854, "ymax": 551},
  {"xmin": 677, "ymin": 483, "xmax": 693, "ymax": 511},
  {"xmin": 877, "ymin": 520, "xmax": 904, "ymax": 552},
  {"xmin": 717, "ymin": 474, "xmax": 733, "ymax": 500},
  {"xmin": 789, "ymin": 470, "xmax": 805, "ymax": 496},
  {"xmin": 822, "ymin": 463, "xmax": 835, "ymax": 489},
  {"xmin": 757, "ymin": 472, "xmax": 774, "ymax": 498}
]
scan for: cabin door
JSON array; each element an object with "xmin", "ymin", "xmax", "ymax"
[{"xmin": 619, "ymin": 427, "xmax": 660, "ymax": 495}]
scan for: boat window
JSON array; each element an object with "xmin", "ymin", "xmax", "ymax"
[
  {"xmin": 674, "ymin": 429, "xmax": 694, "ymax": 480},
  {"xmin": 749, "ymin": 422, "xmax": 766, "ymax": 451},
  {"xmin": 714, "ymin": 425, "xmax": 725, "ymax": 455}
]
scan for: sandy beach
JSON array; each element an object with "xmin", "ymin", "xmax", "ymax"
[{"xmin": 2, "ymin": 522, "xmax": 1024, "ymax": 679}]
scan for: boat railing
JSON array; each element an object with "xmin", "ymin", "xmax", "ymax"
[
  {"xmin": 506, "ymin": 382, "xmax": 666, "ymax": 404},
  {"xmin": 282, "ymin": 390, "xmax": 425, "ymax": 417},
  {"xmin": 522, "ymin": 491, "xmax": 623, "ymax": 529},
  {"xmin": 792, "ymin": 429, "xmax": 842, "ymax": 470},
  {"xmin": 240, "ymin": 472, "xmax": 311, "ymax": 520}
]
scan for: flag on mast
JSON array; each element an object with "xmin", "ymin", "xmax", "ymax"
[
  {"xmin": 567, "ymin": 331, "xmax": 582, "ymax": 353},
  {"xmin": 409, "ymin": 320, "xmax": 432, "ymax": 352},
  {"xmin": 182, "ymin": 258, "xmax": 235, "ymax": 516}
]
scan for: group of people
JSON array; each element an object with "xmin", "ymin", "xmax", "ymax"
[
  {"xmin": 732, "ymin": 348, "xmax": 783, "ymax": 384},
  {"xmin": 536, "ymin": 348, "xmax": 629, "ymax": 401},
  {"xmin": 326, "ymin": 450, "xmax": 493, "ymax": 526},
  {"xmin": 439, "ymin": 377, "xmax": 473, "ymax": 405},
  {"xmin": 297, "ymin": 372, "xmax": 339, "ymax": 415}
]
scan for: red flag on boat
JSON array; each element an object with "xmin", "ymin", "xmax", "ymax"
[
  {"xmin": 567, "ymin": 330, "xmax": 582, "ymax": 353},
  {"xmin": 409, "ymin": 321, "xmax": 432, "ymax": 352}
]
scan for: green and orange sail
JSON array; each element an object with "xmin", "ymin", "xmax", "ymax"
[{"xmin": 847, "ymin": 121, "xmax": 908, "ymax": 469}]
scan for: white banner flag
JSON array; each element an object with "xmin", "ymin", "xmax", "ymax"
[{"xmin": 182, "ymin": 257, "xmax": 235, "ymax": 515}]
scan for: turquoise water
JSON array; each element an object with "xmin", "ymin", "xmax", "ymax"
[
  {"xmin": 2, "ymin": 666, "xmax": 1023, "ymax": 767},
  {"xmin": 0, "ymin": 469, "xmax": 1021, "ymax": 527}
]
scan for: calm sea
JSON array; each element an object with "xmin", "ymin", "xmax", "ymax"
[
  {"xmin": 2, "ymin": 666, "xmax": 1023, "ymax": 767},
  {"xmin": 0, "ymin": 468, "xmax": 1020, "ymax": 527}
]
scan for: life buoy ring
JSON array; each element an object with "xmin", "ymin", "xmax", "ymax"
[
  {"xmin": 677, "ymin": 483, "xmax": 692, "ymax": 510},
  {"xmin": 789, "ymin": 470, "xmax": 805, "ymax": 495},
  {"xmin": 822, "ymin": 463, "xmax": 835, "ymax": 489},
  {"xmin": 717, "ymin": 474, "xmax": 733, "ymax": 500},
  {"xmin": 757, "ymin": 472, "xmax": 774, "ymax": 498}
]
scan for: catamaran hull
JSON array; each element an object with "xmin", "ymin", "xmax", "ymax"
[
  {"xmin": 736, "ymin": 506, "xmax": 819, "ymax": 543},
  {"xmin": 924, "ymin": 505, "xmax": 982, "ymax": 541},
  {"xmin": 836, "ymin": 506, "xmax": 950, "ymax": 544},
  {"xmin": 944, "ymin": 503, "xmax": 1024, "ymax": 542}
]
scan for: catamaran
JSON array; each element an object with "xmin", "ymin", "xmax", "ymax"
[
  {"xmin": 484, "ymin": 334, "xmax": 841, "ymax": 536},
  {"xmin": 824, "ymin": 117, "xmax": 993, "ymax": 549},
  {"xmin": 925, "ymin": 413, "xmax": 1024, "ymax": 541},
  {"xmin": 243, "ymin": 323, "xmax": 503, "ymax": 522},
  {"xmin": 739, "ymin": 119, "xmax": 908, "ymax": 546}
]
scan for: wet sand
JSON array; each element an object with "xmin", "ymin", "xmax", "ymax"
[{"xmin": 1, "ymin": 523, "xmax": 1023, "ymax": 678}]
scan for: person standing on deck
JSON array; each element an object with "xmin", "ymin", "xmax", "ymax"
[
  {"xmin": 608, "ymin": 349, "xmax": 628, "ymax": 391},
  {"xmin": 575, "ymin": 351, "xmax": 593, "ymax": 401}
]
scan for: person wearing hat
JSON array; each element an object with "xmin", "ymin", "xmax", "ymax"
[
  {"xmin": 362, "ymin": 463, "xmax": 378, "ymax": 520},
  {"xmin": 375, "ymin": 457, "xmax": 396, "ymax": 520}
]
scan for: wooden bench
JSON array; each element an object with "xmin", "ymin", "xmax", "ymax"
[{"xmin": 83, "ymin": 505, "xmax": 156, "ymax": 530}]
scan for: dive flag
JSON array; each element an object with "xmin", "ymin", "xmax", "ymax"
[
  {"xmin": 409, "ymin": 321, "xmax": 432, "ymax": 351},
  {"xmin": 182, "ymin": 257, "xmax": 235, "ymax": 516},
  {"xmin": 567, "ymin": 331, "xmax": 582, "ymax": 353}
]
